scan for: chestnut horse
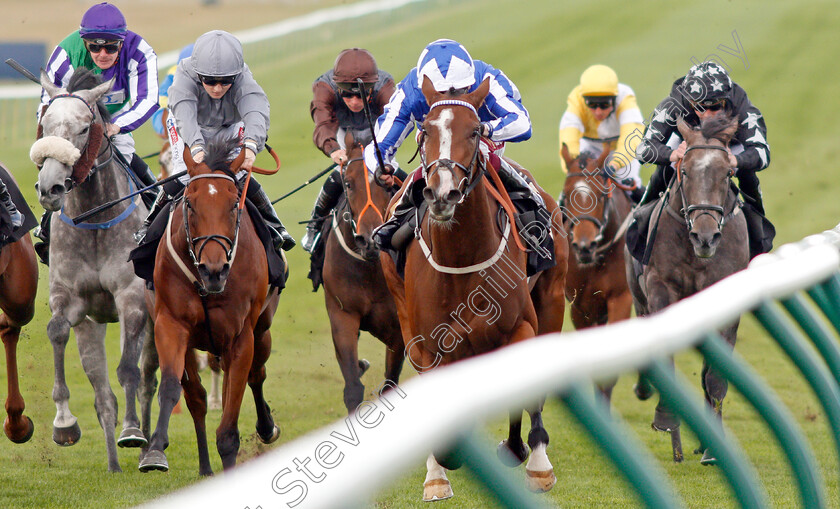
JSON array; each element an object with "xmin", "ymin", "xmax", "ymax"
[
  {"xmin": 323, "ymin": 131, "xmax": 404, "ymax": 413},
  {"xmin": 625, "ymin": 115, "xmax": 748, "ymax": 464},
  {"xmin": 560, "ymin": 144, "xmax": 632, "ymax": 404},
  {"xmin": 380, "ymin": 78, "xmax": 568, "ymax": 501},
  {"xmin": 0, "ymin": 170, "xmax": 38, "ymax": 444},
  {"xmin": 139, "ymin": 140, "xmax": 281, "ymax": 474}
]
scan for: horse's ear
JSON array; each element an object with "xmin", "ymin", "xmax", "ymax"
[
  {"xmin": 229, "ymin": 145, "xmax": 247, "ymax": 173},
  {"xmin": 595, "ymin": 144, "xmax": 611, "ymax": 170},
  {"xmin": 560, "ymin": 143, "xmax": 574, "ymax": 169},
  {"xmin": 343, "ymin": 129, "xmax": 355, "ymax": 152},
  {"xmin": 40, "ymin": 70, "xmax": 61, "ymax": 99},
  {"xmin": 676, "ymin": 116, "xmax": 698, "ymax": 144},
  {"xmin": 465, "ymin": 77, "xmax": 490, "ymax": 109},
  {"xmin": 87, "ymin": 77, "xmax": 115, "ymax": 105},
  {"xmin": 421, "ymin": 75, "xmax": 441, "ymax": 105},
  {"xmin": 183, "ymin": 145, "xmax": 196, "ymax": 175}
]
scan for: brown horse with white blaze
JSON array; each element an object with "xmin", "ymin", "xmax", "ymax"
[
  {"xmin": 560, "ymin": 144, "xmax": 633, "ymax": 403},
  {"xmin": 139, "ymin": 140, "xmax": 281, "ymax": 475},
  {"xmin": 323, "ymin": 131, "xmax": 404, "ymax": 413},
  {"xmin": 380, "ymin": 77, "xmax": 568, "ymax": 501}
]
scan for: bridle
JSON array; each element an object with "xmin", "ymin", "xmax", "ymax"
[
  {"xmin": 338, "ymin": 153, "xmax": 386, "ymax": 241},
  {"xmin": 176, "ymin": 172, "xmax": 243, "ymax": 295},
  {"xmin": 674, "ymin": 144, "xmax": 738, "ymax": 232},
  {"xmin": 564, "ymin": 170, "xmax": 614, "ymax": 248},
  {"xmin": 419, "ymin": 100, "xmax": 485, "ymax": 200}
]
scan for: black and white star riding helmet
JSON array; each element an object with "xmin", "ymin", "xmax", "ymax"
[{"xmin": 681, "ymin": 61, "xmax": 733, "ymax": 105}]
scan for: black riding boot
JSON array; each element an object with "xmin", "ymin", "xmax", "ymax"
[
  {"xmin": 33, "ymin": 212, "xmax": 51, "ymax": 265},
  {"xmin": 737, "ymin": 170, "xmax": 773, "ymax": 258},
  {"xmin": 0, "ymin": 178, "xmax": 22, "ymax": 229},
  {"xmin": 302, "ymin": 169, "xmax": 343, "ymax": 253},
  {"xmin": 373, "ymin": 179, "xmax": 418, "ymax": 252},
  {"xmin": 248, "ymin": 182, "xmax": 296, "ymax": 251},
  {"xmin": 130, "ymin": 154, "xmax": 159, "ymax": 209},
  {"xmin": 134, "ymin": 188, "xmax": 171, "ymax": 244},
  {"xmin": 628, "ymin": 185, "xmax": 646, "ymax": 204},
  {"xmin": 637, "ymin": 165, "xmax": 673, "ymax": 207}
]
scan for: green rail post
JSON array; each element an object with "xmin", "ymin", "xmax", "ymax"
[
  {"xmin": 697, "ymin": 331, "xmax": 826, "ymax": 508},
  {"xmin": 643, "ymin": 359, "xmax": 768, "ymax": 509},
  {"xmin": 448, "ymin": 431, "xmax": 548, "ymax": 509},
  {"xmin": 752, "ymin": 300, "xmax": 840, "ymax": 482},
  {"xmin": 559, "ymin": 383, "xmax": 681, "ymax": 509},
  {"xmin": 781, "ymin": 292, "xmax": 840, "ymax": 387},
  {"xmin": 805, "ymin": 284, "xmax": 840, "ymax": 337}
]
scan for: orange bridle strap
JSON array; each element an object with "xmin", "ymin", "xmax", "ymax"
[{"xmin": 483, "ymin": 162, "xmax": 527, "ymax": 252}]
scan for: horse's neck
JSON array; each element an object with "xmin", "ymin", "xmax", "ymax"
[{"xmin": 425, "ymin": 184, "xmax": 499, "ymax": 264}]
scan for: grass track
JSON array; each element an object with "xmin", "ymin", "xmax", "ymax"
[{"xmin": 2, "ymin": 0, "xmax": 840, "ymax": 507}]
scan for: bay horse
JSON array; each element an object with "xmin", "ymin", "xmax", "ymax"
[
  {"xmin": 323, "ymin": 130, "xmax": 404, "ymax": 413},
  {"xmin": 380, "ymin": 77, "xmax": 568, "ymax": 501},
  {"xmin": 139, "ymin": 140, "xmax": 281, "ymax": 475},
  {"xmin": 625, "ymin": 115, "xmax": 748, "ymax": 464},
  {"xmin": 560, "ymin": 144, "xmax": 632, "ymax": 404},
  {"xmin": 34, "ymin": 69, "xmax": 152, "ymax": 471},
  {"xmin": 0, "ymin": 169, "xmax": 38, "ymax": 444}
]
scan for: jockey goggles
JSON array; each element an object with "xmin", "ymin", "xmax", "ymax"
[
  {"xmin": 85, "ymin": 40, "xmax": 121, "ymax": 54},
  {"xmin": 198, "ymin": 74, "xmax": 237, "ymax": 86},
  {"xmin": 584, "ymin": 97, "xmax": 614, "ymax": 110},
  {"xmin": 691, "ymin": 98, "xmax": 726, "ymax": 112}
]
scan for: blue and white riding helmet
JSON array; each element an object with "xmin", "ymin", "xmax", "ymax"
[{"xmin": 416, "ymin": 39, "xmax": 476, "ymax": 92}]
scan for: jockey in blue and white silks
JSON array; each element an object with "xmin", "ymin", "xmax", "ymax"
[
  {"xmin": 363, "ymin": 39, "xmax": 531, "ymax": 173},
  {"xmin": 367, "ymin": 39, "xmax": 553, "ymax": 275}
]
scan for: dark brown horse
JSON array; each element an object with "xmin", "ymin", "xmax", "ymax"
[
  {"xmin": 560, "ymin": 144, "xmax": 633, "ymax": 404},
  {"xmin": 625, "ymin": 115, "xmax": 748, "ymax": 464},
  {"xmin": 139, "ymin": 140, "xmax": 281, "ymax": 475},
  {"xmin": 380, "ymin": 78, "xmax": 568, "ymax": 501},
  {"xmin": 323, "ymin": 131, "xmax": 404, "ymax": 413},
  {"xmin": 0, "ymin": 170, "xmax": 38, "ymax": 444}
]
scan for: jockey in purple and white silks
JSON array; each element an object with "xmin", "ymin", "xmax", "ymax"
[
  {"xmin": 366, "ymin": 39, "xmax": 549, "ymax": 262},
  {"xmin": 33, "ymin": 2, "xmax": 159, "ymax": 264}
]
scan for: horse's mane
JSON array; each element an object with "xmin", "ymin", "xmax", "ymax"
[
  {"xmin": 700, "ymin": 113, "xmax": 736, "ymax": 143},
  {"xmin": 66, "ymin": 68, "xmax": 111, "ymax": 122},
  {"xmin": 203, "ymin": 138, "xmax": 242, "ymax": 173},
  {"xmin": 347, "ymin": 128, "xmax": 372, "ymax": 148},
  {"xmin": 576, "ymin": 150, "xmax": 600, "ymax": 170}
]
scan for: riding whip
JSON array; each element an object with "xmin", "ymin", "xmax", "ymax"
[
  {"xmin": 271, "ymin": 163, "xmax": 337, "ymax": 204},
  {"xmin": 4, "ymin": 58, "xmax": 40, "ymax": 84},
  {"xmin": 357, "ymin": 78, "xmax": 388, "ymax": 182},
  {"xmin": 72, "ymin": 170, "xmax": 186, "ymax": 225}
]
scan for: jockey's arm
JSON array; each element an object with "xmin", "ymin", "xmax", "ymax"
[
  {"xmin": 110, "ymin": 37, "xmax": 159, "ymax": 134},
  {"xmin": 362, "ymin": 84, "xmax": 414, "ymax": 173},
  {"xmin": 310, "ymin": 80, "xmax": 341, "ymax": 158},
  {"xmin": 479, "ymin": 69, "xmax": 531, "ymax": 143}
]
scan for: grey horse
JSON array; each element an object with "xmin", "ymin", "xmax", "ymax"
[
  {"xmin": 625, "ymin": 115, "xmax": 749, "ymax": 464},
  {"xmin": 33, "ymin": 69, "xmax": 153, "ymax": 472}
]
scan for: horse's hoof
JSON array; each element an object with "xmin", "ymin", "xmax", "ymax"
[
  {"xmin": 5, "ymin": 416, "xmax": 35, "ymax": 444},
  {"xmin": 209, "ymin": 398, "xmax": 222, "ymax": 411},
  {"xmin": 526, "ymin": 468, "xmax": 557, "ymax": 493},
  {"xmin": 118, "ymin": 427, "xmax": 148, "ymax": 448},
  {"xmin": 53, "ymin": 422, "xmax": 82, "ymax": 446},
  {"xmin": 633, "ymin": 382, "xmax": 654, "ymax": 401},
  {"xmin": 423, "ymin": 479, "xmax": 453, "ymax": 502},
  {"xmin": 497, "ymin": 440, "xmax": 529, "ymax": 467},
  {"xmin": 700, "ymin": 449, "xmax": 717, "ymax": 466},
  {"xmin": 358, "ymin": 359, "xmax": 371, "ymax": 376},
  {"xmin": 257, "ymin": 424, "xmax": 281, "ymax": 445},
  {"xmin": 138, "ymin": 450, "xmax": 169, "ymax": 472}
]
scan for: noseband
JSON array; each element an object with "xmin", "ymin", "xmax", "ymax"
[
  {"xmin": 564, "ymin": 171, "xmax": 613, "ymax": 245},
  {"xmin": 339, "ymin": 155, "xmax": 386, "ymax": 238},
  {"xmin": 676, "ymin": 144, "xmax": 737, "ymax": 231},
  {"xmin": 183, "ymin": 173, "xmax": 242, "ymax": 277},
  {"xmin": 420, "ymin": 100, "xmax": 484, "ymax": 199}
]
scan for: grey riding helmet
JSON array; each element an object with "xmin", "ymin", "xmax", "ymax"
[{"xmin": 191, "ymin": 30, "xmax": 245, "ymax": 78}]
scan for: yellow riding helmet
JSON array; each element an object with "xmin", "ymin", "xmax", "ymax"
[{"xmin": 579, "ymin": 65, "xmax": 619, "ymax": 97}]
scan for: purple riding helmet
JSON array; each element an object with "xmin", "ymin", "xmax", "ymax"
[{"xmin": 79, "ymin": 2, "xmax": 127, "ymax": 41}]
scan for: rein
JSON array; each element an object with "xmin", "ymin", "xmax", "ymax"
[{"xmin": 333, "ymin": 154, "xmax": 385, "ymax": 261}]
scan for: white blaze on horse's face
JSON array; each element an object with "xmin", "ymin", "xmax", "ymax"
[
  {"xmin": 208, "ymin": 183, "xmax": 218, "ymax": 196},
  {"xmin": 427, "ymin": 108, "xmax": 458, "ymax": 213}
]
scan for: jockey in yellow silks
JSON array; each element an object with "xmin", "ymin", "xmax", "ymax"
[{"xmin": 558, "ymin": 65, "xmax": 645, "ymax": 201}]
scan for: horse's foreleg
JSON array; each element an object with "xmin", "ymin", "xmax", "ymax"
[
  {"xmin": 1, "ymin": 320, "xmax": 34, "ymax": 443},
  {"xmin": 497, "ymin": 409, "xmax": 528, "ymax": 467},
  {"xmin": 250, "ymin": 329, "xmax": 280, "ymax": 445},
  {"xmin": 207, "ymin": 353, "xmax": 222, "ymax": 410},
  {"xmin": 139, "ymin": 314, "xmax": 188, "ymax": 473},
  {"xmin": 47, "ymin": 312, "xmax": 81, "ymax": 447},
  {"xmin": 382, "ymin": 342, "xmax": 405, "ymax": 388},
  {"xmin": 525, "ymin": 400, "xmax": 556, "ymax": 493},
  {"xmin": 598, "ymin": 292, "xmax": 633, "ymax": 406},
  {"xmin": 181, "ymin": 350, "xmax": 212, "ymax": 476},
  {"xmin": 696, "ymin": 321, "xmax": 739, "ymax": 465},
  {"xmin": 115, "ymin": 292, "xmax": 150, "ymax": 448},
  {"xmin": 217, "ymin": 329, "xmax": 255, "ymax": 470},
  {"xmin": 138, "ymin": 319, "xmax": 158, "ymax": 459},
  {"xmin": 328, "ymin": 310, "xmax": 366, "ymax": 413},
  {"xmin": 75, "ymin": 318, "xmax": 121, "ymax": 472},
  {"xmin": 423, "ymin": 453, "xmax": 453, "ymax": 502},
  {"xmin": 651, "ymin": 357, "xmax": 683, "ymax": 463}
]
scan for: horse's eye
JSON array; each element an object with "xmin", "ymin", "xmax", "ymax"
[{"xmin": 80, "ymin": 126, "xmax": 89, "ymax": 135}]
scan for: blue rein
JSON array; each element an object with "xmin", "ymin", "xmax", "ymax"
[{"xmin": 58, "ymin": 161, "xmax": 138, "ymax": 230}]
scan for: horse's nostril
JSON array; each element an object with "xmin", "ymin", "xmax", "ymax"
[
  {"xmin": 445, "ymin": 189, "xmax": 462, "ymax": 204},
  {"xmin": 353, "ymin": 234, "xmax": 367, "ymax": 249},
  {"xmin": 49, "ymin": 184, "xmax": 64, "ymax": 197},
  {"xmin": 423, "ymin": 187, "xmax": 434, "ymax": 202}
]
